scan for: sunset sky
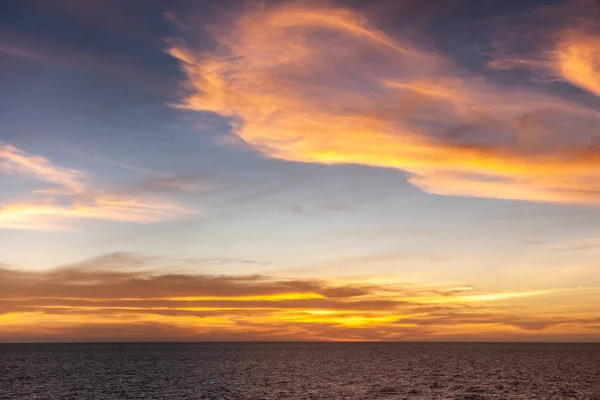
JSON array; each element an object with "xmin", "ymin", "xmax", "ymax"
[{"xmin": 1, "ymin": 0, "xmax": 600, "ymax": 342}]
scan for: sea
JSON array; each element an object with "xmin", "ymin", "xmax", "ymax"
[{"xmin": 1, "ymin": 342, "xmax": 599, "ymax": 399}]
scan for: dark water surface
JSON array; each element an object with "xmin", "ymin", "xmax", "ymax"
[{"xmin": 1, "ymin": 342, "xmax": 599, "ymax": 399}]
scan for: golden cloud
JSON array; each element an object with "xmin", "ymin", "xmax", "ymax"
[
  {"xmin": 169, "ymin": 1, "xmax": 600, "ymax": 205},
  {"xmin": 1, "ymin": 253, "xmax": 598, "ymax": 341},
  {"xmin": 555, "ymin": 29, "xmax": 600, "ymax": 97}
]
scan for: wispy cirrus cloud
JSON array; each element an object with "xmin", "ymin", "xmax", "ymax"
[
  {"xmin": 0, "ymin": 142, "xmax": 84, "ymax": 193},
  {"xmin": 168, "ymin": 1, "xmax": 600, "ymax": 205},
  {"xmin": 0, "ymin": 143, "xmax": 197, "ymax": 231},
  {"xmin": 0, "ymin": 29, "xmax": 171, "ymax": 93},
  {"xmin": 1, "ymin": 253, "xmax": 598, "ymax": 341},
  {"xmin": 0, "ymin": 196, "xmax": 195, "ymax": 231}
]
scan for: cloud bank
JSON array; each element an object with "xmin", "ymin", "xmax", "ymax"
[
  {"xmin": 1, "ymin": 253, "xmax": 598, "ymax": 341},
  {"xmin": 170, "ymin": 0, "xmax": 600, "ymax": 205}
]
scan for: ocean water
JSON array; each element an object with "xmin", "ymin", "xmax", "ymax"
[{"xmin": 1, "ymin": 343, "xmax": 599, "ymax": 399}]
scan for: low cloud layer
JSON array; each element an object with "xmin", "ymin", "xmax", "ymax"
[
  {"xmin": 1, "ymin": 253, "xmax": 598, "ymax": 341},
  {"xmin": 170, "ymin": 0, "xmax": 600, "ymax": 205}
]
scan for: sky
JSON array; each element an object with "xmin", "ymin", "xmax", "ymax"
[{"xmin": 1, "ymin": 0, "xmax": 599, "ymax": 342}]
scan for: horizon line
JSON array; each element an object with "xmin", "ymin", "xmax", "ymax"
[{"xmin": 2, "ymin": 340, "xmax": 599, "ymax": 344}]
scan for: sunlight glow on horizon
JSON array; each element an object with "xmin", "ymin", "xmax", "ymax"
[{"xmin": 1, "ymin": 0, "xmax": 600, "ymax": 342}]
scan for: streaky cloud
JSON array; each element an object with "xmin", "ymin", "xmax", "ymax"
[
  {"xmin": 0, "ymin": 252, "xmax": 598, "ymax": 341},
  {"xmin": 0, "ymin": 141, "xmax": 84, "ymax": 193},
  {"xmin": 0, "ymin": 143, "xmax": 198, "ymax": 231}
]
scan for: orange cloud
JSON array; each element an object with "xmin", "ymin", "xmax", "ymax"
[
  {"xmin": 169, "ymin": 2, "xmax": 600, "ymax": 205},
  {"xmin": 1, "ymin": 253, "xmax": 598, "ymax": 341},
  {"xmin": 555, "ymin": 30, "xmax": 600, "ymax": 97},
  {"xmin": 489, "ymin": 0, "xmax": 600, "ymax": 97}
]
